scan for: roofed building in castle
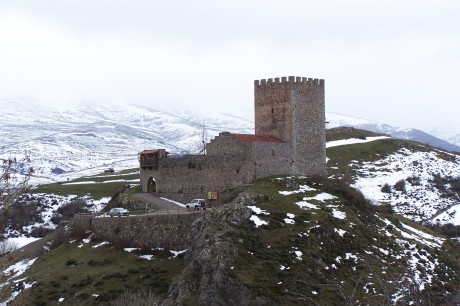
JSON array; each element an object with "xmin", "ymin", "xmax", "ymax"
[{"xmin": 139, "ymin": 76, "xmax": 326, "ymax": 203}]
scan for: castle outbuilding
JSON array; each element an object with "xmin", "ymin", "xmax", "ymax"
[{"xmin": 139, "ymin": 76, "xmax": 326, "ymax": 203}]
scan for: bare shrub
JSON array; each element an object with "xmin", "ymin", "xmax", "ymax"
[
  {"xmin": 0, "ymin": 240, "xmax": 18, "ymax": 256},
  {"xmin": 371, "ymin": 204, "xmax": 393, "ymax": 214},
  {"xmin": 30, "ymin": 226, "xmax": 53, "ymax": 238},
  {"xmin": 394, "ymin": 179, "xmax": 406, "ymax": 192},
  {"xmin": 7, "ymin": 285, "xmax": 32, "ymax": 306},
  {"xmin": 94, "ymin": 231, "xmax": 132, "ymax": 249},
  {"xmin": 0, "ymin": 201, "xmax": 42, "ymax": 233},
  {"xmin": 109, "ymin": 288, "xmax": 161, "ymax": 306},
  {"xmin": 49, "ymin": 225, "xmax": 68, "ymax": 249},
  {"xmin": 406, "ymin": 175, "xmax": 421, "ymax": 186},
  {"xmin": 57, "ymin": 199, "xmax": 89, "ymax": 221},
  {"xmin": 68, "ymin": 222, "xmax": 90, "ymax": 241},
  {"xmin": 0, "ymin": 156, "xmax": 32, "ymax": 209},
  {"xmin": 429, "ymin": 223, "xmax": 460, "ymax": 238},
  {"xmin": 381, "ymin": 183, "xmax": 391, "ymax": 193}
]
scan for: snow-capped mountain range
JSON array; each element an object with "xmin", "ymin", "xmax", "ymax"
[
  {"xmin": 1, "ymin": 99, "xmax": 254, "ymax": 184},
  {"xmin": 1, "ymin": 99, "xmax": 459, "ymax": 185}
]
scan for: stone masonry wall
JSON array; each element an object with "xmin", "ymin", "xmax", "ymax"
[
  {"xmin": 254, "ymin": 76, "xmax": 326, "ymax": 176},
  {"xmin": 254, "ymin": 77, "xmax": 292, "ymax": 143},
  {"xmin": 291, "ymin": 78, "xmax": 326, "ymax": 176},
  {"xmin": 251, "ymin": 141, "xmax": 292, "ymax": 179},
  {"xmin": 69, "ymin": 213, "xmax": 200, "ymax": 249},
  {"xmin": 140, "ymin": 154, "xmax": 254, "ymax": 203}
]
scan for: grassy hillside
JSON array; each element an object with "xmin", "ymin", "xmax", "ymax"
[
  {"xmin": 2, "ymin": 175, "xmax": 460, "ymax": 305},
  {"xmin": 169, "ymin": 176, "xmax": 460, "ymax": 305},
  {"xmin": 0, "ymin": 226, "xmax": 184, "ymax": 306},
  {"xmin": 2, "ymin": 128, "xmax": 460, "ymax": 305}
]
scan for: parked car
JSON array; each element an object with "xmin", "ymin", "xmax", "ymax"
[
  {"xmin": 109, "ymin": 207, "xmax": 129, "ymax": 217},
  {"xmin": 186, "ymin": 199, "xmax": 206, "ymax": 210}
]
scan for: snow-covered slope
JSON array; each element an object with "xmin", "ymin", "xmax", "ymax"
[
  {"xmin": 0, "ymin": 99, "xmax": 253, "ymax": 184},
  {"xmin": 327, "ymin": 135, "xmax": 460, "ymax": 226}
]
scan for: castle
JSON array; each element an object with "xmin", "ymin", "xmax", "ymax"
[{"xmin": 139, "ymin": 76, "xmax": 326, "ymax": 203}]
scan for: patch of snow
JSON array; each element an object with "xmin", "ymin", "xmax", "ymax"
[
  {"xmin": 2, "ymin": 258, "xmax": 37, "ymax": 278},
  {"xmin": 295, "ymin": 251, "xmax": 303, "ymax": 260},
  {"xmin": 139, "ymin": 255, "xmax": 154, "ymax": 260},
  {"xmin": 250, "ymin": 215, "xmax": 268, "ymax": 227},
  {"xmin": 295, "ymin": 201, "xmax": 319, "ymax": 210},
  {"xmin": 6, "ymin": 237, "xmax": 40, "ymax": 248},
  {"xmin": 161, "ymin": 197, "xmax": 187, "ymax": 208},
  {"xmin": 279, "ymin": 184, "xmax": 316, "ymax": 195},
  {"xmin": 326, "ymin": 136, "xmax": 390, "ymax": 148},
  {"xmin": 248, "ymin": 206, "xmax": 270, "ymax": 215},
  {"xmin": 92, "ymin": 241, "xmax": 110, "ymax": 248},
  {"xmin": 332, "ymin": 209, "xmax": 346, "ymax": 220},
  {"xmin": 170, "ymin": 250, "xmax": 187, "ymax": 258},
  {"xmin": 378, "ymin": 248, "xmax": 389, "ymax": 256},
  {"xmin": 335, "ymin": 228, "xmax": 346, "ymax": 237},
  {"xmin": 124, "ymin": 248, "xmax": 140, "ymax": 253},
  {"xmin": 304, "ymin": 192, "xmax": 337, "ymax": 202},
  {"xmin": 62, "ymin": 179, "xmax": 139, "ymax": 185}
]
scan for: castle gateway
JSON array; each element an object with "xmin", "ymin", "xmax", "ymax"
[{"xmin": 139, "ymin": 76, "xmax": 326, "ymax": 202}]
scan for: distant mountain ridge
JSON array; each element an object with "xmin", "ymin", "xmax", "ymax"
[{"xmin": 326, "ymin": 113, "xmax": 460, "ymax": 152}]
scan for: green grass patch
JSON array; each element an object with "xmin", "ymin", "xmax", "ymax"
[
  {"xmin": 19, "ymin": 239, "xmax": 183, "ymax": 305},
  {"xmin": 33, "ymin": 168, "xmax": 140, "ymax": 199},
  {"xmin": 326, "ymin": 127, "xmax": 387, "ymax": 142}
]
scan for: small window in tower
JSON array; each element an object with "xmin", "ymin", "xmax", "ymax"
[
  {"xmin": 271, "ymin": 107, "xmax": 274, "ymax": 114},
  {"xmin": 272, "ymin": 149, "xmax": 275, "ymax": 156}
]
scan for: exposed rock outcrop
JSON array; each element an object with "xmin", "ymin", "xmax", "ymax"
[{"xmin": 162, "ymin": 203, "xmax": 270, "ymax": 306}]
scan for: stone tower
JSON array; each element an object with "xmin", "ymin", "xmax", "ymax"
[{"xmin": 254, "ymin": 76, "xmax": 326, "ymax": 176}]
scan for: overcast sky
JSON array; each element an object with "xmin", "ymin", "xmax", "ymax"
[{"xmin": 0, "ymin": 1, "xmax": 459, "ymax": 135}]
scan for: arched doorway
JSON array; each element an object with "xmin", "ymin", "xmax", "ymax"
[{"xmin": 147, "ymin": 177, "xmax": 156, "ymax": 193}]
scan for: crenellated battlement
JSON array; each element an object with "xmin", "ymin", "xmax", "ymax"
[{"xmin": 254, "ymin": 76, "xmax": 324, "ymax": 87}]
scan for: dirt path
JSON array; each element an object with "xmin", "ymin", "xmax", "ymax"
[{"xmin": 132, "ymin": 193, "xmax": 187, "ymax": 212}]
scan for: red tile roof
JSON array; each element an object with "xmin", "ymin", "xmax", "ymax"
[
  {"xmin": 231, "ymin": 134, "xmax": 284, "ymax": 143},
  {"xmin": 139, "ymin": 150, "xmax": 159, "ymax": 155}
]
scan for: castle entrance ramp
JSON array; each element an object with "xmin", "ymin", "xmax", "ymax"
[{"xmin": 132, "ymin": 193, "xmax": 187, "ymax": 212}]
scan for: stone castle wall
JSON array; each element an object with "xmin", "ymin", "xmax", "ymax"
[
  {"xmin": 139, "ymin": 76, "xmax": 326, "ymax": 199},
  {"xmin": 140, "ymin": 153, "xmax": 254, "ymax": 203},
  {"xmin": 70, "ymin": 213, "xmax": 200, "ymax": 249}
]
